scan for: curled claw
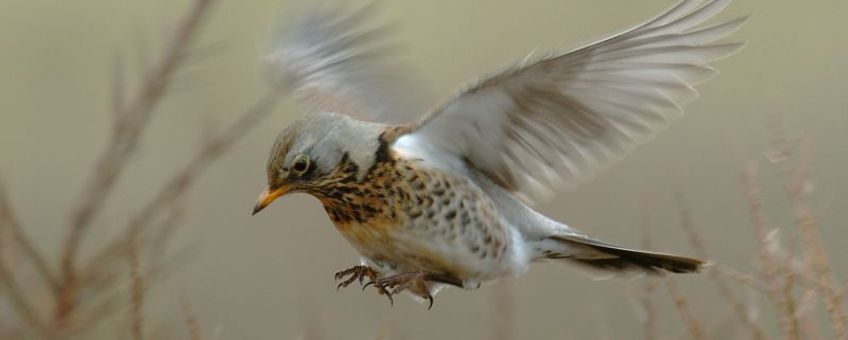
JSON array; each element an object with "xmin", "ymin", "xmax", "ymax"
[
  {"xmin": 385, "ymin": 292, "xmax": 394, "ymax": 306},
  {"xmin": 335, "ymin": 267, "xmax": 458, "ymax": 308},
  {"xmin": 374, "ymin": 271, "xmax": 459, "ymax": 310},
  {"xmin": 333, "ymin": 265, "xmax": 379, "ymax": 291}
]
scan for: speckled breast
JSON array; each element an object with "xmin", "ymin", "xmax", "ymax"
[{"xmin": 310, "ymin": 150, "xmax": 511, "ymax": 280}]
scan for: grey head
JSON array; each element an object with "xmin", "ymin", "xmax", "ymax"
[{"xmin": 253, "ymin": 111, "xmax": 387, "ymax": 214}]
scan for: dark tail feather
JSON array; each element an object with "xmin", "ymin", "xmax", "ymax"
[{"xmin": 549, "ymin": 235, "xmax": 704, "ymax": 274}]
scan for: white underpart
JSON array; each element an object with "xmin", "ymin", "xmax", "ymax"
[{"xmin": 395, "ymin": 129, "xmax": 539, "ymax": 280}]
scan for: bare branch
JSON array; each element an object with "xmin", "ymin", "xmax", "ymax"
[
  {"xmin": 128, "ymin": 90, "xmax": 279, "ymax": 240},
  {"xmin": 88, "ymin": 89, "xmax": 280, "ymax": 270},
  {"xmin": 744, "ymin": 160, "xmax": 801, "ymax": 340},
  {"xmin": 0, "ymin": 252, "xmax": 48, "ymax": 336},
  {"xmin": 673, "ymin": 189, "xmax": 767, "ymax": 340},
  {"xmin": 56, "ymin": 0, "xmax": 217, "ymax": 325},
  {"xmin": 715, "ymin": 265, "xmax": 768, "ymax": 292},
  {"xmin": 128, "ymin": 241, "xmax": 144, "ymax": 340},
  {"xmin": 664, "ymin": 276, "xmax": 707, "ymax": 340},
  {"xmin": 767, "ymin": 117, "xmax": 847, "ymax": 339},
  {"xmin": 638, "ymin": 221, "xmax": 657, "ymax": 340},
  {"xmin": 0, "ymin": 180, "xmax": 57, "ymax": 289}
]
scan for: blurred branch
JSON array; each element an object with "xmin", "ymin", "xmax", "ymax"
[
  {"xmin": 715, "ymin": 265, "xmax": 768, "ymax": 292},
  {"xmin": 0, "ymin": 251, "xmax": 48, "ymax": 336},
  {"xmin": 88, "ymin": 89, "xmax": 281, "ymax": 270},
  {"xmin": 56, "ymin": 0, "xmax": 216, "ymax": 325},
  {"xmin": 798, "ymin": 287, "xmax": 823, "ymax": 340},
  {"xmin": 768, "ymin": 119, "xmax": 848, "ymax": 339},
  {"xmin": 125, "ymin": 90, "xmax": 280, "ymax": 241},
  {"xmin": 744, "ymin": 160, "xmax": 801, "ymax": 340},
  {"xmin": 0, "ymin": 180, "xmax": 57, "ymax": 290},
  {"xmin": 664, "ymin": 276, "xmax": 707, "ymax": 340},
  {"xmin": 128, "ymin": 241, "xmax": 145, "ymax": 340},
  {"xmin": 673, "ymin": 189, "xmax": 767, "ymax": 340},
  {"xmin": 638, "ymin": 219, "xmax": 657, "ymax": 340}
]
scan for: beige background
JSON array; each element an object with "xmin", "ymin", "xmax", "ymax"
[{"xmin": 1, "ymin": 0, "xmax": 846, "ymax": 338}]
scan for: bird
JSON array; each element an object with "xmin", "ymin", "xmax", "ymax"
[{"xmin": 252, "ymin": 0, "xmax": 748, "ymax": 308}]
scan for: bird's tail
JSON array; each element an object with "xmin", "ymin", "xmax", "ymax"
[{"xmin": 543, "ymin": 234, "xmax": 704, "ymax": 275}]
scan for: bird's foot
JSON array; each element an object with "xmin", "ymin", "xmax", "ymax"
[
  {"xmin": 375, "ymin": 271, "xmax": 463, "ymax": 310},
  {"xmin": 334, "ymin": 265, "xmax": 378, "ymax": 290},
  {"xmin": 334, "ymin": 265, "xmax": 394, "ymax": 303}
]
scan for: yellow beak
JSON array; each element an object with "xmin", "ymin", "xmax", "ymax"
[{"xmin": 252, "ymin": 185, "xmax": 289, "ymax": 215}]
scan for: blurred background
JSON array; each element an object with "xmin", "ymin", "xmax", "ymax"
[{"xmin": 1, "ymin": 0, "xmax": 846, "ymax": 339}]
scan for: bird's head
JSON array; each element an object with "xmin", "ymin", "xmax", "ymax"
[{"xmin": 252, "ymin": 112, "xmax": 385, "ymax": 215}]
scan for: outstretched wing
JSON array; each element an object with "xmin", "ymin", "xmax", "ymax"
[
  {"xmin": 266, "ymin": 3, "xmax": 428, "ymax": 123},
  {"xmin": 406, "ymin": 0, "xmax": 748, "ymax": 204}
]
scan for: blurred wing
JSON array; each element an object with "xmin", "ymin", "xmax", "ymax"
[
  {"xmin": 408, "ymin": 0, "xmax": 748, "ymax": 204},
  {"xmin": 266, "ymin": 4, "xmax": 428, "ymax": 123}
]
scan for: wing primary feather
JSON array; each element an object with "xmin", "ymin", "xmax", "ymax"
[{"xmin": 403, "ymin": 0, "xmax": 747, "ymax": 205}]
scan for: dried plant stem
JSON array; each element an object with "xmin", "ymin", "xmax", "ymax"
[
  {"xmin": 0, "ymin": 181, "xmax": 50, "ymax": 336},
  {"xmin": 0, "ymin": 253, "xmax": 48, "ymax": 336},
  {"xmin": 779, "ymin": 138, "xmax": 847, "ymax": 339},
  {"xmin": 55, "ymin": 0, "xmax": 216, "ymax": 325},
  {"xmin": 663, "ymin": 277, "xmax": 707, "ymax": 340},
  {"xmin": 674, "ymin": 190, "xmax": 767, "ymax": 340},
  {"xmin": 89, "ymin": 89, "xmax": 281, "ymax": 268},
  {"xmin": 0, "ymin": 181, "xmax": 57, "ymax": 290},
  {"xmin": 638, "ymin": 223, "xmax": 657, "ymax": 340},
  {"xmin": 129, "ymin": 241, "xmax": 145, "ymax": 340},
  {"xmin": 640, "ymin": 279, "xmax": 657, "ymax": 340},
  {"xmin": 716, "ymin": 265, "xmax": 768, "ymax": 292},
  {"xmin": 797, "ymin": 287, "xmax": 822, "ymax": 340},
  {"xmin": 125, "ymin": 90, "xmax": 280, "ymax": 241},
  {"xmin": 744, "ymin": 160, "xmax": 801, "ymax": 340}
]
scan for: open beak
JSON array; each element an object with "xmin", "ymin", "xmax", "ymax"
[{"xmin": 252, "ymin": 185, "xmax": 289, "ymax": 215}]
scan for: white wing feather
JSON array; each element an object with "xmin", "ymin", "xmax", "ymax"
[{"xmin": 407, "ymin": 0, "xmax": 748, "ymax": 204}]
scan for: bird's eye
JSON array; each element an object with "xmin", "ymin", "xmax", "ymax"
[{"xmin": 292, "ymin": 155, "xmax": 310, "ymax": 174}]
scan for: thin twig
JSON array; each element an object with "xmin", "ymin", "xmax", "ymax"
[
  {"xmin": 744, "ymin": 160, "xmax": 801, "ymax": 340},
  {"xmin": 673, "ymin": 189, "xmax": 767, "ymax": 340},
  {"xmin": 128, "ymin": 240, "xmax": 144, "ymax": 340},
  {"xmin": 56, "ymin": 0, "xmax": 216, "ymax": 324},
  {"xmin": 715, "ymin": 265, "xmax": 768, "ymax": 292},
  {"xmin": 0, "ymin": 180, "xmax": 57, "ymax": 290},
  {"xmin": 125, "ymin": 90, "xmax": 280, "ymax": 241},
  {"xmin": 664, "ymin": 276, "xmax": 707, "ymax": 340},
  {"xmin": 784, "ymin": 138, "xmax": 847, "ymax": 339},
  {"xmin": 0, "ymin": 251, "xmax": 48, "ymax": 337},
  {"xmin": 638, "ymin": 221, "xmax": 657, "ymax": 340},
  {"xmin": 767, "ymin": 117, "xmax": 847, "ymax": 339},
  {"xmin": 797, "ymin": 287, "xmax": 822, "ymax": 340},
  {"xmin": 89, "ymin": 89, "xmax": 281, "ymax": 269},
  {"xmin": 744, "ymin": 161, "xmax": 800, "ymax": 340}
]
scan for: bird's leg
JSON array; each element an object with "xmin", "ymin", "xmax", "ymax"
[{"xmin": 375, "ymin": 271, "xmax": 463, "ymax": 310}]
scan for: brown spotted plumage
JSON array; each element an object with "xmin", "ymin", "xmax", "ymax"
[
  {"xmin": 299, "ymin": 136, "xmax": 512, "ymax": 283},
  {"xmin": 253, "ymin": 0, "xmax": 747, "ymax": 306}
]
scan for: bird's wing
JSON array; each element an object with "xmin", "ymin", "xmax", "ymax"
[
  {"xmin": 405, "ymin": 0, "xmax": 748, "ymax": 204},
  {"xmin": 265, "ymin": 3, "xmax": 428, "ymax": 123}
]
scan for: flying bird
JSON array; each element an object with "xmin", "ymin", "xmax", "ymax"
[{"xmin": 252, "ymin": 0, "xmax": 748, "ymax": 308}]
